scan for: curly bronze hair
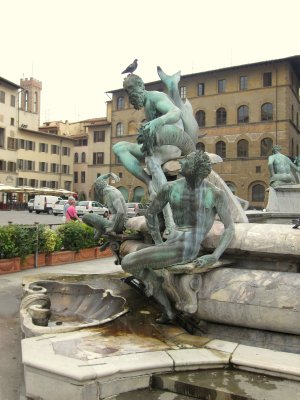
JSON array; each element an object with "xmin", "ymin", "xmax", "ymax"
[
  {"xmin": 191, "ymin": 150, "xmax": 212, "ymax": 177},
  {"xmin": 123, "ymin": 74, "xmax": 145, "ymax": 91}
]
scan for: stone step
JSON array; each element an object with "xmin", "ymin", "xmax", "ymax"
[
  {"xmin": 104, "ymin": 388, "xmax": 195, "ymax": 399},
  {"xmin": 152, "ymin": 369, "xmax": 300, "ymax": 400}
]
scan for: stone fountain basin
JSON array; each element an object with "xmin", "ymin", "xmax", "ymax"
[{"xmin": 20, "ymin": 280, "xmax": 128, "ymax": 337}]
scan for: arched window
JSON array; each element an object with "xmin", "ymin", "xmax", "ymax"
[
  {"xmin": 196, "ymin": 142, "xmax": 205, "ymax": 151},
  {"xmin": 116, "ymin": 122, "xmax": 124, "ymax": 136},
  {"xmin": 117, "ymin": 186, "xmax": 129, "ymax": 202},
  {"xmin": 81, "ymin": 152, "xmax": 86, "ymax": 163},
  {"xmin": 237, "ymin": 105, "xmax": 249, "ymax": 123},
  {"xmin": 128, "ymin": 121, "xmax": 137, "ymax": 135},
  {"xmin": 216, "ymin": 107, "xmax": 227, "ymax": 125},
  {"xmin": 237, "ymin": 139, "xmax": 248, "ymax": 157},
  {"xmin": 117, "ymin": 96, "xmax": 124, "ymax": 110},
  {"xmin": 260, "ymin": 138, "xmax": 273, "ymax": 156},
  {"xmin": 34, "ymin": 91, "xmax": 38, "ymax": 113},
  {"xmin": 215, "ymin": 141, "xmax": 226, "ymax": 158},
  {"xmin": 195, "ymin": 110, "xmax": 206, "ymax": 127},
  {"xmin": 261, "ymin": 103, "xmax": 273, "ymax": 121},
  {"xmin": 225, "ymin": 181, "xmax": 237, "ymax": 195},
  {"xmin": 24, "ymin": 90, "xmax": 29, "ymax": 111},
  {"xmin": 252, "ymin": 184, "xmax": 265, "ymax": 202},
  {"xmin": 133, "ymin": 186, "xmax": 145, "ymax": 202},
  {"xmin": 74, "ymin": 152, "xmax": 78, "ymax": 163}
]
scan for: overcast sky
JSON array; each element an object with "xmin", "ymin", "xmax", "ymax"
[{"xmin": 2, "ymin": 0, "xmax": 300, "ymax": 123}]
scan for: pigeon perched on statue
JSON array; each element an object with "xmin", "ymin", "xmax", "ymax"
[{"xmin": 121, "ymin": 59, "xmax": 138, "ymax": 74}]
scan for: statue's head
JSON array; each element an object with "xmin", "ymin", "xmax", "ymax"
[
  {"xmin": 95, "ymin": 177, "xmax": 108, "ymax": 191},
  {"xmin": 180, "ymin": 151, "xmax": 212, "ymax": 179},
  {"xmin": 123, "ymin": 74, "xmax": 145, "ymax": 110},
  {"xmin": 272, "ymin": 145, "xmax": 282, "ymax": 154}
]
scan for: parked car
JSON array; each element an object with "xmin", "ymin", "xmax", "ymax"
[
  {"xmin": 27, "ymin": 199, "xmax": 34, "ymax": 213},
  {"xmin": 33, "ymin": 195, "xmax": 62, "ymax": 214},
  {"xmin": 75, "ymin": 201, "xmax": 109, "ymax": 217},
  {"xmin": 53, "ymin": 199, "xmax": 68, "ymax": 216},
  {"xmin": 126, "ymin": 202, "xmax": 149, "ymax": 218}
]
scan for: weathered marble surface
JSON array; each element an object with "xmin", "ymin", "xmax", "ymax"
[
  {"xmin": 266, "ymin": 185, "xmax": 300, "ymax": 213},
  {"xmin": 125, "ymin": 218, "xmax": 300, "ymax": 259}
]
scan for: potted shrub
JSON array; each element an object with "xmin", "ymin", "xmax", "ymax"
[
  {"xmin": 0, "ymin": 225, "xmax": 20, "ymax": 274},
  {"xmin": 57, "ymin": 222, "xmax": 99, "ymax": 262}
]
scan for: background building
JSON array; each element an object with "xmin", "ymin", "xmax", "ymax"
[
  {"xmin": 108, "ymin": 56, "xmax": 300, "ymax": 208},
  {"xmin": 0, "ymin": 77, "xmax": 74, "ymax": 204}
]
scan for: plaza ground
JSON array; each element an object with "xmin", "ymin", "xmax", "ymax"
[{"xmin": 0, "ymin": 256, "xmax": 121, "ymax": 400}]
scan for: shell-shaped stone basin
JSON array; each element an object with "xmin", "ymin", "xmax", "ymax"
[{"xmin": 20, "ymin": 280, "xmax": 128, "ymax": 337}]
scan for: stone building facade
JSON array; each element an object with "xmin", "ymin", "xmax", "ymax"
[
  {"xmin": 108, "ymin": 56, "xmax": 300, "ymax": 208},
  {"xmin": 0, "ymin": 76, "xmax": 74, "ymax": 203}
]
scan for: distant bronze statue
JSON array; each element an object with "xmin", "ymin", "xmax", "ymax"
[
  {"xmin": 82, "ymin": 173, "xmax": 127, "ymax": 238},
  {"xmin": 268, "ymin": 145, "xmax": 300, "ymax": 187},
  {"xmin": 113, "ymin": 67, "xmax": 202, "ymax": 234},
  {"xmin": 122, "ymin": 151, "xmax": 235, "ymax": 323}
]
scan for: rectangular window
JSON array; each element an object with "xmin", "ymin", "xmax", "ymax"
[
  {"xmin": 7, "ymin": 137, "xmax": 17, "ymax": 150},
  {"xmin": 0, "ymin": 160, "xmax": 6, "ymax": 171},
  {"xmin": 10, "ymin": 118, "xmax": 15, "ymax": 126},
  {"xmin": 74, "ymin": 171, "xmax": 78, "ymax": 183},
  {"xmin": 7, "ymin": 162, "xmax": 16, "ymax": 172},
  {"xmin": 118, "ymin": 172, "xmax": 123, "ymax": 178},
  {"xmin": 51, "ymin": 145, "xmax": 60, "ymax": 154},
  {"xmin": 62, "ymin": 165, "xmax": 70, "ymax": 174},
  {"xmin": 263, "ymin": 72, "xmax": 272, "ymax": 87},
  {"xmin": 81, "ymin": 171, "xmax": 85, "ymax": 183},
  {"xmin": 218, "ymin": 79, "xmax": 226, "ymax": 93},
  {"xmin": 0, "ymin": 128, "xmax": 4, "ymax": 148},
  {"xmin": 94, "ymin": 130, "xmax": 105, "ymax": 142},
  {"xmin": 40, "ymin": 180, "xmax": 47, "ymax": 188},
  {"xmin": 62, "ymin": 146, "xmax": 70, "ymax": 156},
  {"xmin": 64, "ymin": 181, "xmax": 72, "ymax": 190},
  {"xmin": 239, "ymin": 76, "xmax": 248, "ymax": 90},
  {"xmin": 29, "ymin": 179, "xmax": 38, "ymax": 187},
  {"xmin": 17, "ymin": 159, "xmax": 24, "ymax": 170},
  {"xmin": 16, "ymin": 177, "xmax": 27, "ymax": 186},
  {"xmin": 10, "ymin": 95, "xmax": 15, "ymax": 107},
  {"xmin": 51, "ymin": 163, "xmax": 59, "ymax": 173},
  {"xmin": 26, "ymin": 160, "xmax": 35, "ymax": 171},
  {"xmin": 50, "ymin": 181, "xmax": 58, "ymax": 189},
  {"xmin": 74, "ymin": 138, "xmax": 88, "ymax": 146},
  {"xmin": 180, "ymin": 86, "xmax": 186, "ymax": 99},
  {"xmin": 115, "ymin": 155, "xmax": 122, "ymax": 165},
  {"xmin": 93, "ymin": 152, "xmax": 104, "ymax": 165},
  {"xmin": 19, "ymin": 139, "xmax": 25, "ymax": 149},
  {"xmin": 0, "ymin": 91, "xmax": 5, "ymax": 103},
  {"xmin": 256, "ymin": 166, "xmax": 261, "ymax": 173},
  {"xmin": 39, "ymin": 143, "xmax": 48, "ymax": 152},
  {"xmin": 39, "ymin": 162, "xmax": 48, "ymax": 172},
  {"xmin": 197, "ymin": 83, "xmax": 205, "ymax": 96},
  {"xmin": 25, "ymin": 140, "xmax": 35, "ymax": 151}
]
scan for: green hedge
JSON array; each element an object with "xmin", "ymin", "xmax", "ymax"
[{"xmin": 0, "ymin": 222, "xmax": 99, "ymax": 259}]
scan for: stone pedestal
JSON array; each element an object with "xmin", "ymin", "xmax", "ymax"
[{"xmin": 266, "ymin": 185, "xmax": 300, "ymax": 213}]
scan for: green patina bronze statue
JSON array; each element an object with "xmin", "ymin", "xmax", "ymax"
[
  {"xmin": 82, "ymin": 173, "xmax": 127, "ymax": 238},
  {"xmin": 268, "ymin": 145, "xmax": 300, "ymax": 187},
  {"xmin": 122, "ymin": 151, "xmax": 235, "ymax": 323},
  {"xmin": 113, "ymin": 67, "xmax": 202, "ymax": 233}
]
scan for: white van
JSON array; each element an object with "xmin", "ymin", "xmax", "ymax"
[{"xmin": 33, "ymin": 195, "xmax": 62, "ymax": 214}]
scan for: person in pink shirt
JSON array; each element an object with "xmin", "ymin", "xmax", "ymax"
[{"xmin": 65, "ymin": 200, "xmax": 81, "ymax": 222}]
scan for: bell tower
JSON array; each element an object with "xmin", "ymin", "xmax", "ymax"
[{"xmin": 20, "ymin": 77, "xmax": 42, "ymax": 116}]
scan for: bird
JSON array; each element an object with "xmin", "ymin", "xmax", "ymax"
[{"xmin": 121, "ymin": 59, "xmax": 138, "ymax": 74}]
